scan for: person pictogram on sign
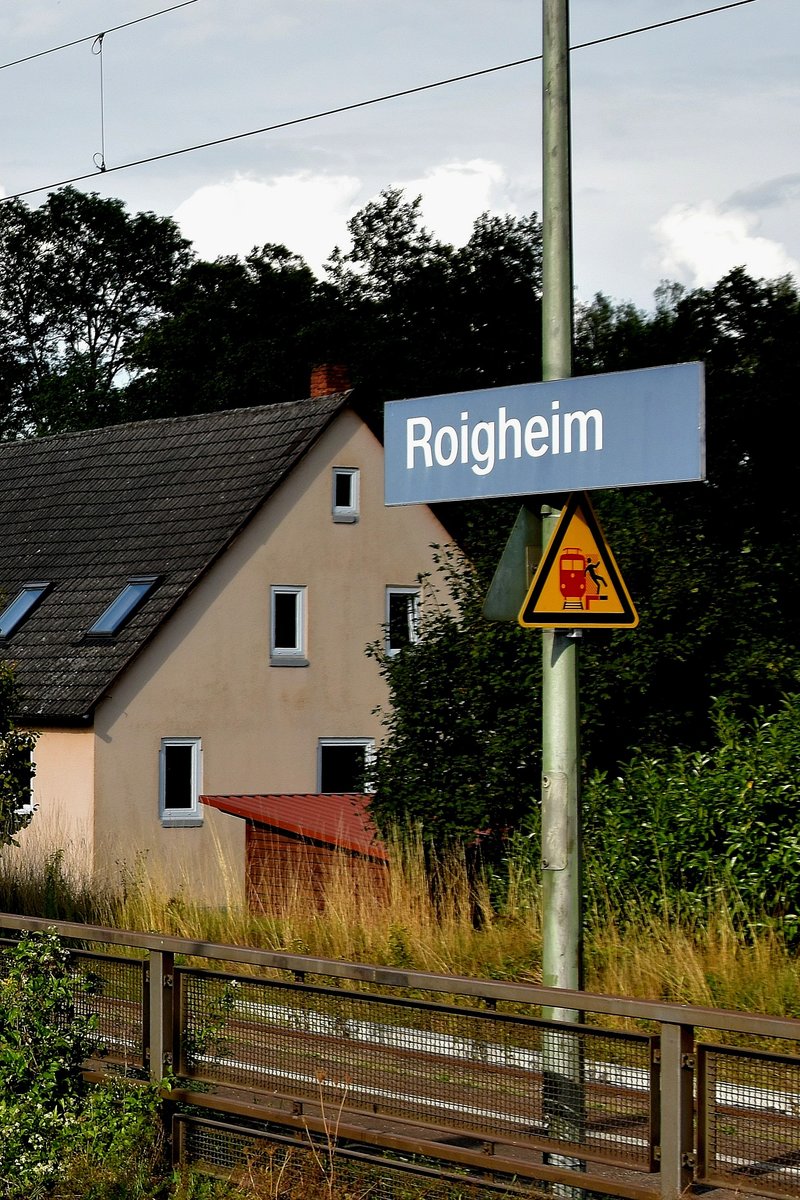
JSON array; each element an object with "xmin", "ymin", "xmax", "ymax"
[{"xmin": 584, "ymin": 557, "xmax": 607, "ymax": 596}]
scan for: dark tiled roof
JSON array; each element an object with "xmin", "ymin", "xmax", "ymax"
[
  {"xmin": 202, "ymin": 793, "xmax": 387, "ymax": 860},
  {"xmin": 0, "ymin": 395, "xmax": 348, "ymax": 721}
]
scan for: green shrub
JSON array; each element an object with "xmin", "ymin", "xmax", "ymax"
[
  {"xmin": 55, "ymin": 1076, "xmax": 168, "ymax": 1199},
  {"xmin": 583, "ymin": 694, "xmax": 800, "ymax": 930},
  {"xmin": 0, "ymin": 930, "xmax": 170, "ymax": 1198},
  {"xmin": 0, "ymin": 931, "xmax": 99, "ymax": 1197},
  {"xmin": 0, "ymin": 660, "xmax": 38, "ymax": 846}
]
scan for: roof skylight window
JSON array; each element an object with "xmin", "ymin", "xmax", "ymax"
[
  {"xmin": 0, "ymin": 583, "xmax": 51, "ymax": 639},
  {"xmin": 87, "ymin": 575, "xmax": 159, "ymax": 638}
]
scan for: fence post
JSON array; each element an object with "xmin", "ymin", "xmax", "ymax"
[
  {"xmin": 147, "ymin": 948, "xmax": 176, "ymax": 1082},
  {"xmin": 660, "ymin": 1021, "xmax": 695, "ymax": 1199}
]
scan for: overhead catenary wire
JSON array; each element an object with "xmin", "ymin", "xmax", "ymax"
[
  {"xmin": 0, "ymin": 0, "xmax": 199, "ymax": 73},
  {"xmin": 0, "ymin": 0, "xmax": 757, "ymax": 205}
]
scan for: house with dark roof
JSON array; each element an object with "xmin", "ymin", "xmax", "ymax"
[{"xmin": 0, "ymin": 375, "xmax": 449, "ymax": 906}]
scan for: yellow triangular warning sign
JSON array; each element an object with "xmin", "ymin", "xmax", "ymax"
[{"xmin": 518, "ymin": 492, "xmax": 639, "ymax": 629}]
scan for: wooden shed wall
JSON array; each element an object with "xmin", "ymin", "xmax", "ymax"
[{"xmin": 246, "ymin": 823, "xmax": 388, "ymax": 912}]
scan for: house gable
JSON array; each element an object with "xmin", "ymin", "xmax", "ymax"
[
  {"xmin": 7, "ymin": 398, "xmax": 454, "ymax": 906},
  {"xmin": 0, "ymin": 395, "xmax": 347, "ymax": 722},
  {"xmin": 81, "ymin": 408, "xmax": 449, "ymax": 900}
]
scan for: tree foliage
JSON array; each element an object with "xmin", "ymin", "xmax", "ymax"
[
  {"xmin": 369, "ymin": 267, "xmax": 800, "ymax": 845},
  {"xmin": 367, "ymin": 546, "xmax": 541, "ymax": 847},
  {"xmin": 1, "ymin": 183, "xmax": 798, "ymax": 874},
  {"xmin": 577, "ymin": 269, "xmax": 800, "ymax": 766},
  {"xmin": 0, "ymin": 662, "xmax": 37, "ymax": 846},
  {"xmin": 128, "ymin": 243, "xmax": 319, "ymax": 419},
  {"xmin": 322, "ymin": 190, "xmax": 543, "ymax": 418},
  {"xmin": 0, "ymin": 187, "xmax": 542, "ymax": 437},
  {"xmin": 0, "ymin": 187, "xmax": 191, "ymax": 436}
]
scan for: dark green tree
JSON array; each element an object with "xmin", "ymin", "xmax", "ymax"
[
  {"xmin": 0, "ymin": 187, "xmax": 545, "ymax": 434},
  {"xmin": 367, "ymin": 546, "xmax": 541, "ymax": 848},
  {"xmin": 0, "ymin": 187, "xmax": 192, "ymax": 435},
  {"xmin": 0, "ymin": 661, "xmax": 37, "ymax": 846},
  {"xmin": 452, "ymin": 210, "xmax": 543, "ymax": 387},
  {"xmin": 320, "ymin": 190, "xmax": 543, "ymax": 420},
  {"xmin": 578, "ymin": 269, "xmax": 800, "ymax": 764},
  {"xmin": 321, "ymin": 189, "xmax": 461, "ymax": 409},
  {"xmin": 369, "ymin": 268, "xmax": 800, "ymax": 842},
  {"xmin": 128, "ymin": 243, "xmax": 320, "ymax": 419}
]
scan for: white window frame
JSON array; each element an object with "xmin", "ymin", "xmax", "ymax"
[
  {"xmin": 270, "ymin": 585, "xmax": 308, "ymax": 666},
  {"xmin": 159, "ymin": 737, "xmax": 203, "ymax": 827},
  {"xmin": 385, "ymin": 586, "xmax": 421, "ymax": 656},
  {"xmin": 332, "ymin": 467, "xmax": 360, "ymax": 523},
  {"xmin": 317, "ymin": 737, "xmax": 376, "ymax": 793}
]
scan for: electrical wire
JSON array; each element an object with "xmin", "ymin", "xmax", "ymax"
[
  {"xmin": 0, "ymin": 0, "xmax": 199, "ymax": 73},
  {"xmin": 571, "ymin": 0, "xmax": 755, "ymax": 53},
  {"xmin": 0, "ymin": 0, "xmax": 757, "ymax": 205}
]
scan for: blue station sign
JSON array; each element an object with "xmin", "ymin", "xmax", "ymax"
[{"xmin": 384, "ymin": 362, "xmax": 705, "ymax": 505}]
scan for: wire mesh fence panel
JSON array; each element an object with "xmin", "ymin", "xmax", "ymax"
[
  {"xmin": 698, "ymin": 1042, "xmax": 800, "ymax": 1198},
  {"xmin": 176, "ymin": 968, "xmax": 657, "ymax": 1169},
  {"xmin": 8, "ymin": 914, "xmax": 800, "ymax": 1198},
  {"xmin": 70, "ymin": 950, "xmax": 146, "ymax": 1071},
  {"xmin": 176, "ymin": 1114, "xmax": 553, "ymax": 1199}
]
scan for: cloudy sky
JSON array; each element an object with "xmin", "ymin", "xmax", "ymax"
[{"xmin": 1, "ymin": 0, "xmax": 797, "ymax": 309}]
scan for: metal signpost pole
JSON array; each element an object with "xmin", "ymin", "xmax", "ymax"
[
  {"xmin": 380, "ymin": 5, "xmax": 704, "ymax": 1187},
  {"xmin": 541, "ymin": 0, "xmax": 585, "ymax": 1190},
  {"xmin": 541, "ymin": 0, "xmax": 581, "ymax": 1014}
]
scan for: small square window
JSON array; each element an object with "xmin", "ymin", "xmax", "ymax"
[
  {"xmin": 332, "ymin": 468, "xmax": 359, "ymax": 523},
  {"xmin": 385, "ymin": 587, "xmax": 420, "ymax": 655},
  {"xmin": 160, "ymin": 737, "xmax": 202, "ymax": 826},
  {"xmin": 318, "ymin": 738, "xmax": 375, "ymax": 793},
  {"xmin": 270, "ymin": 585, "xmax": 308, "ymax": 665}
]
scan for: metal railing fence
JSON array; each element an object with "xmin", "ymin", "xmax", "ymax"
[{"xmin": 2, "ymin": 911, "xmax": 799, "ymax": 1200}]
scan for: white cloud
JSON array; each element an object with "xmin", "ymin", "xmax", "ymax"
[
  {"xmin": 172, "ymin": 172, "xmax": 362, "ymax": 270},
  {"xmin": 392, "ymin": 160, "xmax": 518, "ymax": 247},
  {"xmin": 172, "ymin": 159, "xmax": 517, "ymax": 272},
  {"xmin": 654, "ymin": 201, "xmax": 799, "ymax": 288}
]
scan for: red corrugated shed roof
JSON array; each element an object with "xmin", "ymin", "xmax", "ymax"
[{"xmin": 201, "ymin": 793, "xmax": 388, "ymax": 861}]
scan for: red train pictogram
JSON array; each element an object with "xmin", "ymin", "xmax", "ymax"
[{"xmin": 559, "ymin": 547, "xmax": 586, "ymax": 611}]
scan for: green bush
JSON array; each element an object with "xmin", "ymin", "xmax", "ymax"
[
  {"xmin": 0, "ymin": 930, "xmax": 169, "ymax": 1199},
  {"xmin": 55, "ymin": 1076, "xmax": 168, "ymax": 1199},
  {"xmin": 0, "ymin": 931, "xmax": 99, "ymax": 1196},
  {"xmin": 368, "ymin": 544, "xmax": 541, "ymax": 850},
  {"xmin": 583, "ymin": 693, "xmax": 800, "ymax": 930},
  {"xmin": 0, "ymin": 660, "xmax": 38, "ymax": 846}
]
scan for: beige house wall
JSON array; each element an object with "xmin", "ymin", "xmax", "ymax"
[
  {"xmin": 91, "ymin": 410, "xmax": 451, "ymax": 906},
  {"xmin": 13, "ymin": 727, "xmax": 95, "ymax": 879}
]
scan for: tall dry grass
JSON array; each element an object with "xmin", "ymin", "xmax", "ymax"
[
  {"xmin": 1, "ymin": 833, "xmax": 798, "ymax": 1016},
  {"xmin": 103, "ymin": 828, "xmax": 543, "ymax": 981},
  {"xmin": 584, "ymin": 893, "xmax": 800, "ymax": 1018}
]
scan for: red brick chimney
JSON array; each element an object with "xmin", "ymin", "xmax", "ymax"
[{"xmin": 310, "ymin": 363, "xmax": 350, "ymax": 398}]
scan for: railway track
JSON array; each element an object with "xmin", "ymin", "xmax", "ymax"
[{"xmin": 82, "ymin": 984, "xmax": 800, "ymax": 1192}]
